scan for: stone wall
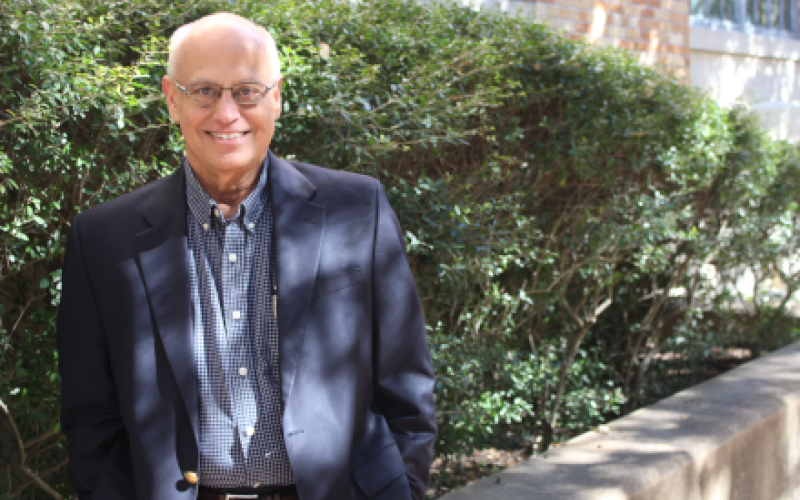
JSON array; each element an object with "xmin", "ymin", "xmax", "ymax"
[
  {"xmin": 439, "ymin": 340, "xmax": 800, "ymax": 500},
  {"xmin": 690, "ymin": 26, "xmax": 800, "ymax": 141}
]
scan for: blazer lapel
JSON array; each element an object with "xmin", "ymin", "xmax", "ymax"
[
  {"xmin": 130, "ymin": 155, "xmax": 324, "ymax": 439},
  {"xmin": 270, "ymin": 152, "xmax": 325, "ymax": 407},
  {"xmin": 134, "ymin": 168, "xmax": 198, "ymax": 440}
]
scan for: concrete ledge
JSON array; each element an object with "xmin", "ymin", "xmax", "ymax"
[
  {"xmin": 691, "ymin": 26, "xmax": 800, "ymax": 61},
  {"xmin": 440, "ymin": 340, "xmax": 800, "ymax": 500}
]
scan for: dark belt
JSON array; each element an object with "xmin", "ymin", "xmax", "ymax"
[{"xmin": 198, "ymin": 485, "xmax": 298, "ymax": 500}]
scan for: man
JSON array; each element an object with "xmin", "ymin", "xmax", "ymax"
[{"xmin": 57, "ymin": 12, "xmax": 436, "ymax": 500}]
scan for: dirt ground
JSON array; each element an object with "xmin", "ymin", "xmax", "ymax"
[{"xmin": 428, "ymin": 446, "xmax": 530, "ymax": 497}]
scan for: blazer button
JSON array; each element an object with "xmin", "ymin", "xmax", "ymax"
[{"xmin": 183, "ymin": 471, "xmax": 198, "ymax": 484}]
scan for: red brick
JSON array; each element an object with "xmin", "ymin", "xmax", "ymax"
[
  {"xmin": 660, "ymin": 44, "xmax": 691, "ymax": 55},
  {"xmin": 646, "ymin": 0, "xmax": 661, "ymax": 7},
  {"xmin": 640, "ymin": 8, "xmax": 655, "ymax": 16},
  {"xmin": 639, "ymin": 19, "xmax": 670, "ymax": 30},
  {"xmin": 616, "ymin": 39, "xmax": 639, "ymax": 49},
  {"xmin": 659, "ymin": 44, "xmax": 676, "ymax": 54},
  {"xmin": 670, "ymin": 12, "xmax": 688, "ymax": 22},
  {"xmin": 619, "ymin": 39, "xmax": 655, "ymax": 50}
]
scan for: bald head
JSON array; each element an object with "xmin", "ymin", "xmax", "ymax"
[{"xmin": 167, "ymin": 12, "xmax": 281, "ymax": 82}]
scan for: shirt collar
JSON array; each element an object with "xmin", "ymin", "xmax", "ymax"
[{"xmin": 184, "ymin": 156, "xmax": 270, "ymax": 232}]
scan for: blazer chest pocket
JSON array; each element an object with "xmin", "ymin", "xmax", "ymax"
[
  {"xmin": 313, "ymin": 267, "xmax": 363, "ymax": 298},
  {"xmin": 351, "ymin": 443, "xmax": 408, "ymax": 498}
]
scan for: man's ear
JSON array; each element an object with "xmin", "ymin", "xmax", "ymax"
[
  {"xmin": 271, "ymin": 76, "xmax": 284, "ymax": 119},
  {"xmin": 162, "ymin": 75, "xmax": 181, "ymax": 123}
]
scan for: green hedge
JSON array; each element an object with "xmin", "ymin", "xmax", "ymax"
[{"xmin": 2, "ymin": 0, "xmax": 800, "ymax": 497}]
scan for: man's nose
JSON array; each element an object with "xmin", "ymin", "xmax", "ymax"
[{"xmin": 213, "ymin": 88, "xmax": 242, "ymax": 122}]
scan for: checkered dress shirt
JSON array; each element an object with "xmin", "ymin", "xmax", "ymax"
[{"xmin": 184, "ymin": 157, "xmax": 294, "ymax": 488}]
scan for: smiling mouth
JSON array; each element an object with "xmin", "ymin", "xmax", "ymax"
[{"xmin": 208, "ymin": 132, "xmax": 248, "ymax": 139}]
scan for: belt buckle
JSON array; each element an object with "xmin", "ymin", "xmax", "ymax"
[{"xmin": 224, "ymin": 495, "xmax": 259, "ymax": 500}]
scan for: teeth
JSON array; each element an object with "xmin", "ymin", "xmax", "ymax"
[{"xmin": 210, "ymin": 132, "xmax": 245, "ymax": 139}]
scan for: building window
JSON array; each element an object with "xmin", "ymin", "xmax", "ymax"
[{"xmin": 691, "ymin": 0, "xmax": 797, "ymax": 35}]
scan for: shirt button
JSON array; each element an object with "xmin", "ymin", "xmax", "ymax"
[
  {"xmin": 248, "ymin": 222, "xmax": 255, "ymax": 230},
  {"xmin": 229, "ymin": 253, "xmax": 237, "ymax": 263},
  {"xmin": 202, "ymin": 223, "xmax": 209, "ymax": 231},
  {"xmin": 213, "ymin": 207, "xmax": 220, "ymax": 217},
  {"xmin": 232, "ymin": 310, "xmax": 241, "ymax": 320},
  {"xmin": 245, "ymin": 426, "xmax": 255, "ymax": 437},
  {"xmin": 239, "ymin": 367, "xmax": 247, "ymax": 376}
]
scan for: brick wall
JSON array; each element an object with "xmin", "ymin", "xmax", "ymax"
[{"xmin": 507, "ymin": 0, "xmax": 691, "ymax": 79}]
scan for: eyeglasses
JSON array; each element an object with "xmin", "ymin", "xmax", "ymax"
[{"xmin": 173, "ymin": 80, "xmax": 278, "ymax": 107}]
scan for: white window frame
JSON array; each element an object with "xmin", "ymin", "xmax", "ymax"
[{"xmin": 691, "ymin": 0, "xmax": 798, "ymax": 38}]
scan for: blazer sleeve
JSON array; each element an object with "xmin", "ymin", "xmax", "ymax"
[
  {"xmin": 371, "ymin": 182, "xmax": 437, "ymax": 499},
  {"xmin": 57, "ymin": 215, "xmax": 133, "ymax": 499}
]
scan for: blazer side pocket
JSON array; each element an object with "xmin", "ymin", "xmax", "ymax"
[
  {"xmin": 313, "ymin": 267, "xmax": 363, "ymax": 298},
  {"xmin": 351, "ymin": 443, "xmax": 408, "ymax": 498}
]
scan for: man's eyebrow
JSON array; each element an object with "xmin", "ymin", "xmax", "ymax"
[{"xmin": 185, "ymin": 79, "xmax": 266, "ymax": 85}]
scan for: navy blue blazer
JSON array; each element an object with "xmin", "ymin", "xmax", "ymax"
[{"xmin": 57, "ymin": 152, "xmax": 437, "ymax": 500}]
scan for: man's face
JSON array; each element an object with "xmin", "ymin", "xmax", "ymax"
[{"xmin": 162, "ymin": 27, "xmax": 281, "ymax": 180}]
